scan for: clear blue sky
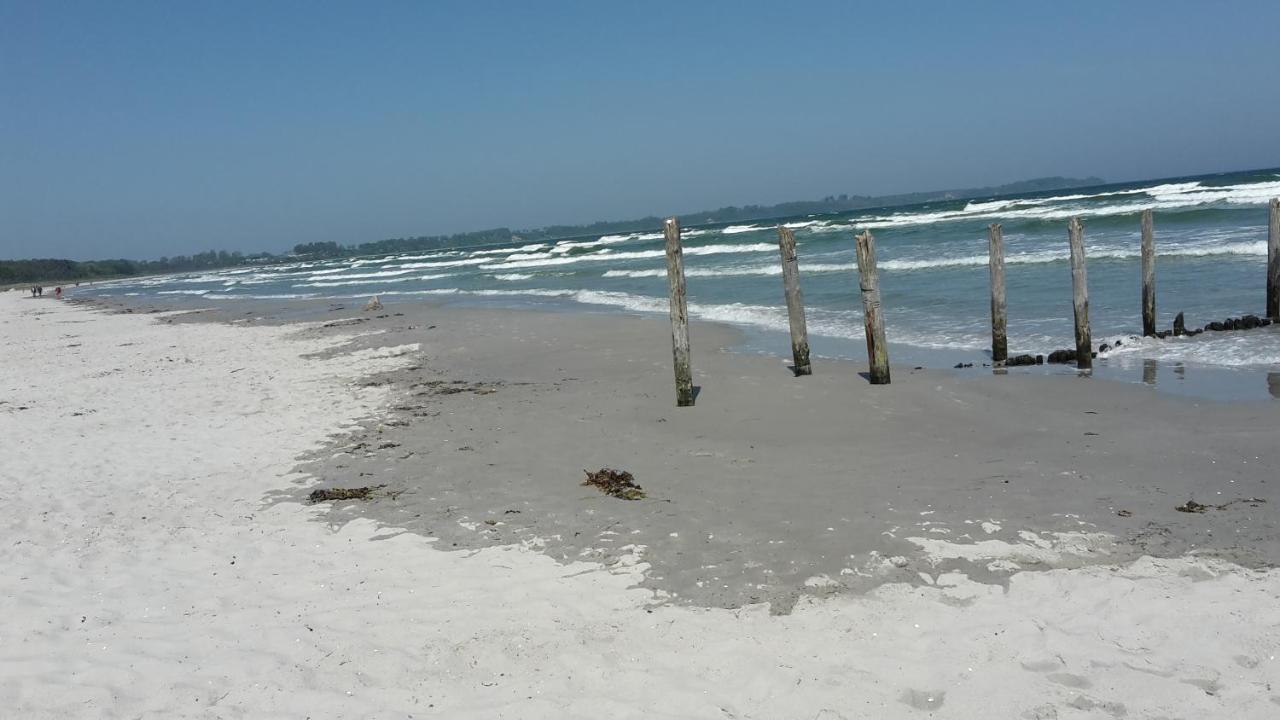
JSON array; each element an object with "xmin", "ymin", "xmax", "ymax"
[{"xmin": 3, "ymin": 1, "xmax": 1278, "ymax": 260}]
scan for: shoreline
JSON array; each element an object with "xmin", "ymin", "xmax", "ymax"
[{"xmin": 66, "ymin": 287, "xmax": 1280, "ymax": 404}]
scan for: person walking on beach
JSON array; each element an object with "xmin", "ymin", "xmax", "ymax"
[{"xmin": 55, "ymin": 287, "xmax": 62, "ymax": 299}]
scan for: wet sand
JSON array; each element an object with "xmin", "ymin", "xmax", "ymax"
[{"xmin": 86, "ymin": 294, "xmax": 1280, "ymax": 609}]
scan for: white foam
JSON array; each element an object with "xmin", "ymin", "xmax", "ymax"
[
  {"xmin": 859, "ymin": 178, "xmax": 1280, "ymax": 231},
  {"xmin": 295, "ymin": 273, "xmax": 454, "ymax": 288},
  {"xmin": 481, "ymin": 243, "xmax": 776, "ymax": 270},
  {"xmin": 203, "ymin": 293, "xmax": 320, "ymax": 300},
  {"xmin": 1101, "ymin": 329, "xmax": 1280, "ymax": 367},
  {"xmin": 493, "ymin": 273, "xmax": 534, "ymax": 281},
  {"xmin": 720, "ymin": 224, "xmax": 766, "ymax": 235},
  {"xmin": 395, "ymin": 258, "xmax": 490, "ymax": 269},
  {"xmin": 548, "ymin": 233, "xmax": 661, "ymax": 254},
  {"xmin": 878, "ymin": 241, "xmax": 1266, "ymax": 272},
  {"xmin": 602, "ymin": 262, "xmax": 856, "ymax": 279},
  {"xmin": 303, "ymin": 269, "xmax": 415, "ymax": 282}
]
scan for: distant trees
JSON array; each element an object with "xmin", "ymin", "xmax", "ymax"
[{"xmin": 0, "ymin": 250, "xmax": 251, "ymax": 284}]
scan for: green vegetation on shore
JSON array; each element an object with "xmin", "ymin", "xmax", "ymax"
[
  {"xmin": 0, "ymin": 251, "xmax": 272, "ymax": 285},
  {"xmin": 3, "ymin": 175, "xmax": 1102, "ymax": 277}
]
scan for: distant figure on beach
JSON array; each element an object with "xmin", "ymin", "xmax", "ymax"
[
  {"xmin": 37, "ymin": 287, "xmax": 43, "ymax": 297},
  {"xmin": 55, "ymin": 287, "xmax": 62, "ymax": 299}
]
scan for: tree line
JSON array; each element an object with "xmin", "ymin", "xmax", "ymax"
[{"xmin": 0, "ymin": 250, "xmax": 272, "ymax": 284}]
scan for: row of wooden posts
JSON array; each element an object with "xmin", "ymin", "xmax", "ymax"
[{"xmin": 663, "ymin": 198, "xmax": 1280, "ymax": 406}]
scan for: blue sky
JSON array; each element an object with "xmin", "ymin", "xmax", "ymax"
[{"xmin": 3, "ymin": 1, "xmax": 1278, "ymax": 260}]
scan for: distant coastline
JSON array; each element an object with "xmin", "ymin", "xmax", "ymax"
[{"xmin": 1, "ymin": 174, "xmax": 1104, "ymax": 284}]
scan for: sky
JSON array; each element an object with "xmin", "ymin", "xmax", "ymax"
[{"xmin": 3, "ymin": 1, "xmax": 1279, "ymax": 261}]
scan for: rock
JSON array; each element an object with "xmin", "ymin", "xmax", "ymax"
[
  {"xmin": 1173, "ymin": 312, "xmax": 1186, "ymax": 336},
  {"xmin": 953, "ymin": 362, "xmax": 973, "ymax": 369},
  {"xmin": 1098, "ymin": 343, "xmax": 1110, "ymax": 353},
  {"xmin": 1006, "ymin": 354, "xmax": 1039, "ymax": 367},
  {"xmin": 363, "ymin": 295, "xmax": 383, "ymax": 312},
  {"xmin": 1207, "ymin": 321, "xmax": 1224, "ymax": 332}
]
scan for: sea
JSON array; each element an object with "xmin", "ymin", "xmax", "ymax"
[{"xmin": 80, "ymin": 168, "xmax": 1280, "ymax": 401}]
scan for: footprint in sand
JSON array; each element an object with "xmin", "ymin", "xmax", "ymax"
[
  {"xmin": 1066, "ymin": 695, "xmax": 1127, "ymax": 717},
  {"xmin": 1020, "ymin": 658, "xmax": 1062, "ymax": 673},
  {"xmin": 899, "ymin": 689, "xmax": 945, "ymax": 711},
  {"xmin": 1046, "ymin": 672, "xmax": 1092, "ymax": 689}
]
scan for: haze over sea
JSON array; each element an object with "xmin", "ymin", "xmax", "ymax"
[{"xmin": 82, "ymin": 168, "xmax": 1280, "ymax": 400}]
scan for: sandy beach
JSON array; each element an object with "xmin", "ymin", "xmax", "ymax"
[{"xmin": 4, "ymin": 290, "xmax": 1280, "ymax": 719}]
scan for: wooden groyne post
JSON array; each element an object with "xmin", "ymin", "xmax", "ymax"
[
  {"xmin": 1067, "ymin": 217, "xmax": 1092, "ymax": 371},
  {"xmin": 1141, "ymin": 209, "xmax": 1157, "ymax": 336},
  {"xmin": 776, "ymin": 226, "xmax": 812, "ymax": 375},
  {"xmin": 855, "ymin": 230, "xmax": 890, "ymax": 384},
  {"xmin": 664, "ymin": 217, "xmax": 694, "ymax": 406},
  {"xmin": 987, "ymin": 223, "xmax": 1007, "ymax": 364},
  {"xmin": 1268, "ymin": 198, "xmax": 1279, "ymax": 320}
]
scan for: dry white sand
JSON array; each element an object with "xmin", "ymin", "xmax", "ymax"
[{"xmin": 3, "ymin": 292, "xmax": 1279, "ymax": 719}]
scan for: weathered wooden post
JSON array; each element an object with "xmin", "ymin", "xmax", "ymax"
[
  {"xmin": 664, "ymin": 217, "xmax": 694, "ymax": 406},
  {"xmin": 1268, "ymin": 198, "xmax": 1279, "ymax": 320},
  {"xmin": 855, "ymin": 230, "xmax": 890, "ymax": 384},
  {"xmin": 987, "ymin": 223, "xmax": 1008, "ymax": 364},
  {"xmin": 1067, "ymin": 217, "xmax": 1092, "ymax": 371},
  {"xmin": 1141, "ymin": 209, "xmax": 1156, "ymax": 336},
  {"xmin": 776, "ymin": 226, "xmax": 812, "ymax": 375}
]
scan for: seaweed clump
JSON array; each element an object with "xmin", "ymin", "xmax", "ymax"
[
  {"xmin": 309, "ymin": 486, "xmax": 375, "ymax": 503},
  {"xmin": 582, "ymin": 468, "xmax": 645, "ymax": 501}
]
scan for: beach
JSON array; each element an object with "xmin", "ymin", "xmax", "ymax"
[{"xmin": 3, "ymin": 290, "xmax": 1280, "ymax": 718}]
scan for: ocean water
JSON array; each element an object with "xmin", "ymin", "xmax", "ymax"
[{"xmin": 82, "ymin": 168, "xmax": 1280, "ymax": 400}]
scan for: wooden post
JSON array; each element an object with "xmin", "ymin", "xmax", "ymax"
[
  {"xmin": 664, "ymin": 217, "xmax": 694, "ymax": 406},
  {"xmin": 1268, "ymin": 198, "xmax": 1279, "ymax": 320},
  {"xmin": 855, "ymin": 231, "xmax": 890, "ymax": 384},
  {"xmin": 1067, "ymin": 217, "xmax": 1092, "ymax": 371},
  {"xmin": 987, "ymin": 224, "xmax": 1007, "ymax": 364},
  {"xmin": 1141, "ymin": 209, "xmax": 1156, "ymax": 336},
  {"xmin": 776, "ymin": 226, "xmax": 811, "ymax": 375}
]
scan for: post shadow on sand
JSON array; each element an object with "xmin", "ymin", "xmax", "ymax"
[
  {"xmin": 784, "ymin": 363, "xmax": 808, "ymax": 378},
  {"xmin": 1268, "ymin": 372, "xmax": 1280, "ymax": 399}
]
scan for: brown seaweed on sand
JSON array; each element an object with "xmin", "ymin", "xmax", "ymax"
[
  {"xmin": 309, "ymin": 486, "xmax": 377, "ymax": 503},
  {"xmin": 582, "ymin": 468, "xmax": 645, "ymax": 501},
  {"xmin": 1176, "ymin": 497, "xmax": 1265, "ymax": 514}
]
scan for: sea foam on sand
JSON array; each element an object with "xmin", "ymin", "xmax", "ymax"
[{"xmin": 2, "ymin": 293, "xmax": 1278, "ymax": 718}]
